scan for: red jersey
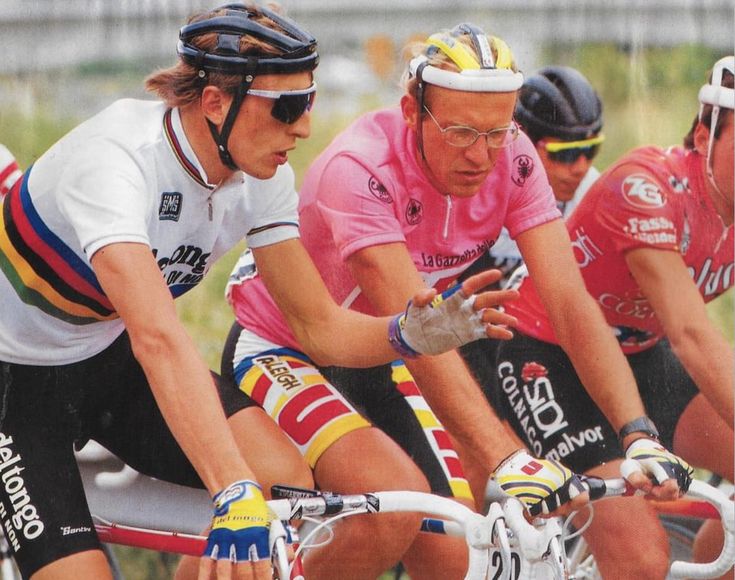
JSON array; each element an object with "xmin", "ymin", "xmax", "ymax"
[{"xmin": 507, "ymin": 145, "xmax": 734, "ymax": 353}]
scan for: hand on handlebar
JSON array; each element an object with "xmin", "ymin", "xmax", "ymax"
[
  {"xmin": 490, "ymin": 449, "xmax": 589, "ymax": 518},
  {"xmin": 200, "ymin": 479, "xmax": 273, "ymax": 579},
  {"xmin": 389, "ymin": 269, "xmax": 519, "ymax": 358},
  {"xmin": 620, "ymin": 438, "xmax": 694, "ymax": 500}
]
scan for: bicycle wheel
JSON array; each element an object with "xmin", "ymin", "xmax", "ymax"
[{"xmin": 566, "ymin": 516, "xmax": 696, "ymax": 579}]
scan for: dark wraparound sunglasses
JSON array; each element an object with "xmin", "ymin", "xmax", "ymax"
[{"xmin": 246, "ymin": 82, "xmax": 317, "ymax": 124}]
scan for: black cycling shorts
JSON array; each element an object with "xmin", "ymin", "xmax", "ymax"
[
  {"xmin": 458, "ymin": 338, "xmax": 504, "ymax": 416},
  {"xmin": 492, "ymin": 332, "xmax": 699, "ymax": 474},
  {"xmin": 0, "ymin": 332, "xmax": 256, "ymax": 578}
]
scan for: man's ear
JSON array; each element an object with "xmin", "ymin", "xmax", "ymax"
[
  {"xmin": 401, "ymin": 93, "xmax": 419, "ymax": 130},
  {"xmin": 535, "ymin": 141, "xmax": 549, "ymax": 163},
  {"xmin": 200, "ymin": 86, "xmax": 232, "ymax": 126},
  {"xmin": 693, "ymin": 121, "xmax": 710, "ymax": 156}
]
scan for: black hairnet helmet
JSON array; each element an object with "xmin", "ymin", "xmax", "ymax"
[
  {"xmin": 515, "ymin": 65, "xmax": 602, "ymax": 143},
  {"xmin": 177, "ymin": 3, "xmax": 318, "ymax": 170}
]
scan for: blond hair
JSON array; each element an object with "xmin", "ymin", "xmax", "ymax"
[{"xmin": 145, "ymin": 2, "xmax": 289, "ymax": 108}]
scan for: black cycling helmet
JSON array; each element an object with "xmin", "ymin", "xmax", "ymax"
[
  {"xmin": 177, "ymin": 3, "xmax": 318, "ymax": 169},
  {"xmin": 514, "ymin": 65, "xmax": 602, "ymax": 143}
]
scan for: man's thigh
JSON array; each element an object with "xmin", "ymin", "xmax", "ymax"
[{"xmin": 0, "ymin": 361, "xmax": 100, "ymax": 578}]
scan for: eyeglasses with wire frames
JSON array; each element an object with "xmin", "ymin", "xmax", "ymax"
[
  {"xmin": 423, "ymin": 105, "xmax": 519, "ymax": 148},
  {"xmin": 246, "ymin": 82, "xmax": 317, "ymax": 124}
]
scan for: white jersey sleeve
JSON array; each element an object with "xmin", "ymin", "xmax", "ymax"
[
  {"xmin": 243, "ymin": 162, "xmax": 300, "ymax": 249},
  {"xmin": 47, "ymin": 139, "xmax": 152, "ymax": 259}
]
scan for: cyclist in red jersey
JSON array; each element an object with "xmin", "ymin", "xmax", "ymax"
[
  {"xmin": 0, "ymin": 144, "xmax": 21, "ymax": 198},
  {"xmin": 458, "ymin": 66, "xmax": 605, "ymax": 442},
  {"xmin": 495, "ymin": 56, "xmax": 734, "ymax": 578}
]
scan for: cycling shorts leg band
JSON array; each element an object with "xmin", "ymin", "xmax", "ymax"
[
  {"xmin": 232, "ymin": 345, "xmax": 370, "ymax": 468},
  {"xmin": 320, "ymin": 361, "xmax": 473, "ymax": 501}
]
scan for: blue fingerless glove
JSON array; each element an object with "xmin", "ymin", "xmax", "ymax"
[{"xmin": 204, "ymin": 479, "xmax": 271, "ymax": 562}]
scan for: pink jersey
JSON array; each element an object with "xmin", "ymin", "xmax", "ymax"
[
  {"xmin": 507, "ymin": 145, "xmax": 734, "ymax": 353},
  {"xmin": 231, "ymin": 106, "xmax": 560, "ymax": 347}
]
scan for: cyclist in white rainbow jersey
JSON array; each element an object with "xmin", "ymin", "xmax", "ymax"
[
  {"xmin": 0, "ymin": 5, "xmax": 503, "ymax": 579},
  {"xmin": 495, "ymin": 56, "xmax": 734, "ymax": 578}
]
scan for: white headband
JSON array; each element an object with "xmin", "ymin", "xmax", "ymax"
[
  {"xmin": 409, "ymin": 55, "xmax": 524, "ymax": 93},
  {"xmin": 698, "ymin": 84, "xmax": 735, "ymax": 110},
  {"xmin": 698, "ymin": 56, "xmax": 733, "ymax": 198},
  {"xmin": 699, "ymin": 56, "xmax": 734, "ymax": 113}
]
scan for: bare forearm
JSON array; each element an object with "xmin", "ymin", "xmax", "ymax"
[
  {"xmin": 289, "ymin": 308, "xmax": 398, "ymax": 367},
  {"xmin": 132, "ymin": 329, "xmax": 253, "ymax": 494},
  {"xmin": 668, "ymin": 325, "xmax": 734, "ymax": 426},
  {"xmin": 405, "ymin": 351, "xmax": 520, "ymax": 470},
  {"xmin": 554, "ymin": 301, "xmax": 645, "ymax": 432}
]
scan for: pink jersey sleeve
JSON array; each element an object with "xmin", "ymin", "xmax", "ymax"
[
  {"xmin": 501, "ymin": 134, "xmax": 561, "ymax": 240},
  {"xmin": 314, "ymin": 153, "xmax": 406, "ymax": 261}
]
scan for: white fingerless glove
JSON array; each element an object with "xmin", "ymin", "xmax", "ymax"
[
  {"xmin": 621, "ymin": 438, "xmax": 694, "ymax": 491},
  {"xmin": 388, "ymin": 285, "xmax": 485, "ymax": 357},
  {"xmin": 490, "ymin": 449, "xmax": 587, "ymax": 517}
]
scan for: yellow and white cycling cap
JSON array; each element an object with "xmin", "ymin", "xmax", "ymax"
[{"xmin": 408, "ymin": 24, "xmax": 524, "ymax": 93}]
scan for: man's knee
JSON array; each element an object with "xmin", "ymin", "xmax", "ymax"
[{"xmin": 582, "ymin": 498, "xmax": 671, "ymax": 580}]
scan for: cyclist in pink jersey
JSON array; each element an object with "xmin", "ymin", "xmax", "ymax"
[
  {"xmin": 224, "ymin": 23, "xmax": 689, "ymax": 578},
  {"xmin": 225, "ymin": 25, "xmax": 599, "ymax": 579},
  {"xmin": 495, "ymin": 56, "xmax": 734, "ymax": 578}
]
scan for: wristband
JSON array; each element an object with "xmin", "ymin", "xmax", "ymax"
[
  {"xmin": 388, "ymin": 314, "xmax": 420, "ymax": 359},
  {"xmin": 618, "ymin": 416, "xmax": 660, "ymax": 446}
]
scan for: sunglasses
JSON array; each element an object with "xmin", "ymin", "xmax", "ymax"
[
  {"xmin": 246, "ymin": 82, "xmax": 317, "ymax": 124},
  {"xmin": 543, "ymin": 134, "xmax": 605, "ymax": 164}
]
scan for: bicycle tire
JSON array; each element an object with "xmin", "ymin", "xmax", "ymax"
[{"xmin": 566, "ymin": 515, "xmax": 696, "ymax": 579}]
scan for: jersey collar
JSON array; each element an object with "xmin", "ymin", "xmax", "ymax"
[{"xmin": 164, "ymin": 108, "xmax": 216, "ymax": 190}]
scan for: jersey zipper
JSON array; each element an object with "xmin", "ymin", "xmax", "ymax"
[
  {"xmin": 208, "ymin": 193, "xmax": 213, "ymax": 221},
  {"xmin": 442, "ymin": 194, "xmax": 453, "ymax": 240}
]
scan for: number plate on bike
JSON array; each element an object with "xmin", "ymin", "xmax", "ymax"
[{"xmin": 488, "ymin": 547, "xmax": 523, "ymax": 580}]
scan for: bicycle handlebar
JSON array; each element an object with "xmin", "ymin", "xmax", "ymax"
[
  {"xmin": 668, "ymin": 480, "xmax": 735, "ymax": 579},
  {"xmin": 590, "ymin": 477, "xmax": 735, "ymax": 579},
  {"xmin": 88, "ymin": 475, "xmax": 733, "ymax": 580},
  {"xmin": 269, "ymin": 487, "xmax": 491, "ymax": 580}
]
